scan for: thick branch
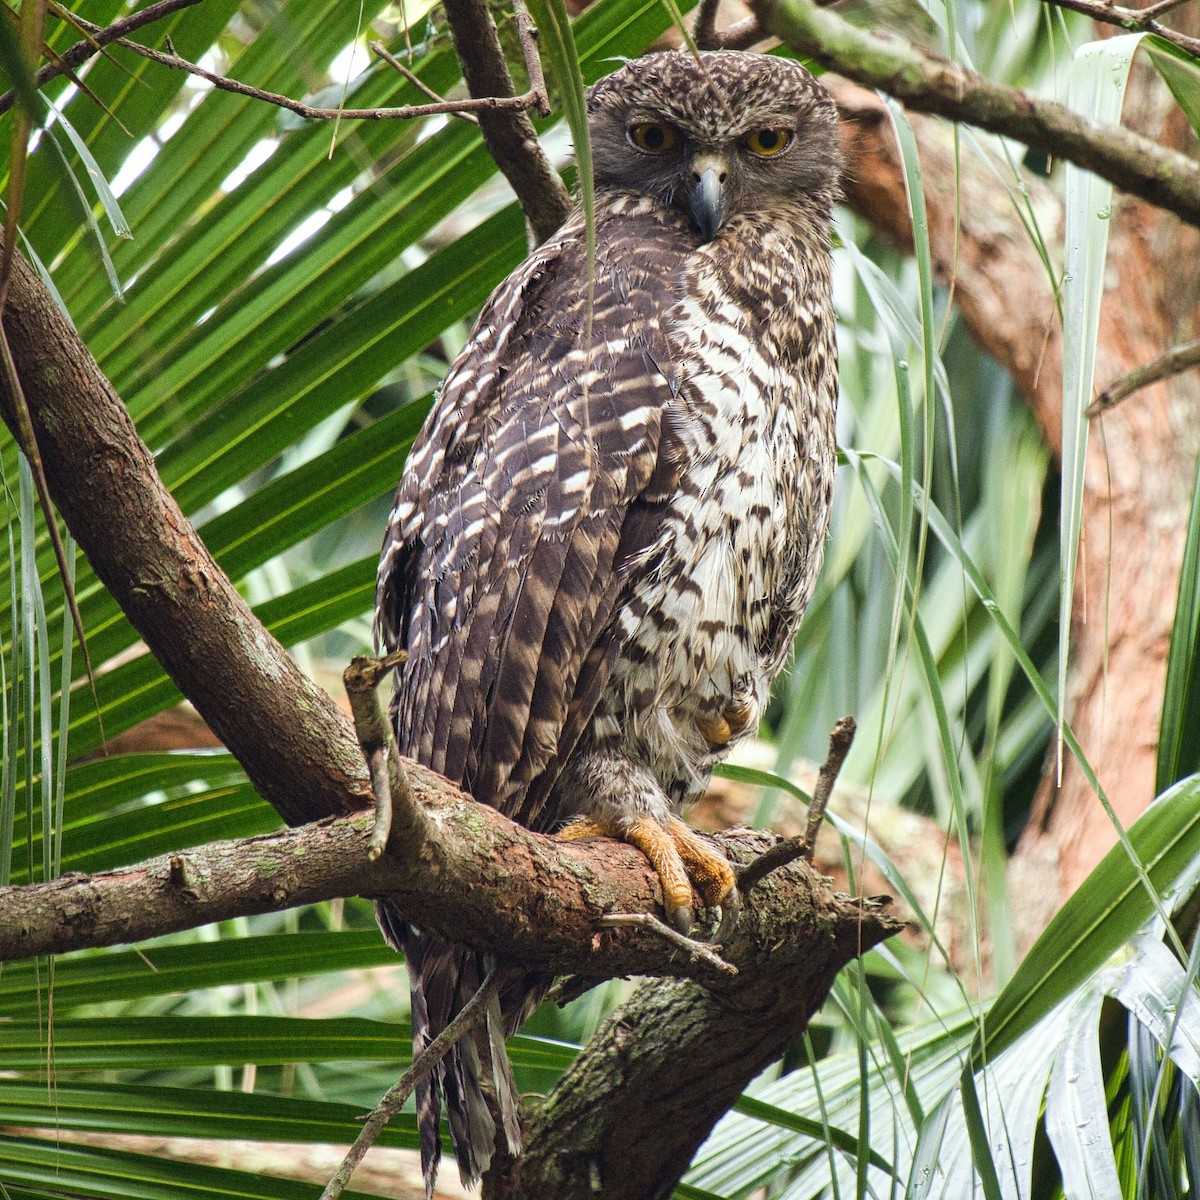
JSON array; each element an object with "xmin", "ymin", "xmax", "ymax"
[
  {"xmin": 509, "ymin": 839, "xmax": 895, "ymax": 1200},
  {"xmin": 756, "ymin": 0, "xmax": 1200, "ymax": 229},
  {"xmin": 0, "ymin": 249, "xmax": 367, "ymax": 828},
  {"xmin": 0, "ymin": 772, "xmax": 898, "ymax": 989},
  {"xmin": 441, "ymin": 0, "xmax": 571, "ymax": 243}
]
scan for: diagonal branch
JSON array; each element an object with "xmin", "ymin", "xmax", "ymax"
[
  {"xmin": 0, "ymin": 247, "xmax": 366, "ymax": 829},
  {"xmin": 1088, "ymin": 335, "xmax": 1200, "ymax": 415},
  {"xmin": 320, "ymin": 967, "xmax": 503, "ymax": 1200},
  {"xmin": 1040, "ymin": 0, "xmax": 1200, "ymax": 57},
  {"xmin": 66, "ymin": 23, "xmax": 550, "ymax": 124},
  {"xmin": 754, "ymin": 0, "xmax": 1200, "ymax": 230},
  {"xmin": 0, "ymin": 0, "xmax": 207, "ymax": 119},
  {"xmin": 22, "ymin": 1, "xmax": 569, "ymax": 244}
]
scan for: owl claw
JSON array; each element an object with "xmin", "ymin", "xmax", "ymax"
[
  {"xmin": 713, "ymin": 886, "xmax": 741, "ymax": 945},
  {"xmin": 559, "ymin": 814, "xmax": 738, "ymax": 941},
  {"xmin": 672, "ymin": 904, "xmax": 695, "ymax": 935}
]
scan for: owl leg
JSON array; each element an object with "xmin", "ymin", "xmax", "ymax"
[{"xmin": 552, "ymin": 750, "xmax": 739, "ymax": 936}]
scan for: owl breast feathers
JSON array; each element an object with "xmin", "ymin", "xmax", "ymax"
[{"xmin": 375, "ymin": 48, "xmax": 841, "ymax": 1196}]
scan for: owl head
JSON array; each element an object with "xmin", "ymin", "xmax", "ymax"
[{"xmin": 586, "ymin": 50, "xmax": 841, "ymax": 241}]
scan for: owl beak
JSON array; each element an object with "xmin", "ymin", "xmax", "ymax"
[{"xmin": 688, "ymin": 155, "xmax": 730, "ymax": 242}]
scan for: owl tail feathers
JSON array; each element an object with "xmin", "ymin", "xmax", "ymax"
[{"xmin": 375, "ymin": 903, "xmax": 523, "ymax": 1198}]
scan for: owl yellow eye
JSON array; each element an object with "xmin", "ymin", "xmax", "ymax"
[
  {"xmin": 628, "ymin": 123, "xmax": 679, "ymax": 154},
  {"xmin": 743, "ymin": 128, "xmax": 794, "ymax": 157}
]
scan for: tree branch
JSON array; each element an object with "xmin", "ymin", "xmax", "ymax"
[
  {"xmin": 0, "ymin": 249, "xmax": 367, "ymax": 829},
  {"xmin": 0, "ymin": 765, "xmax": 898, "ymax": 985},
  {"xmin": 66, "ymin": 24, "xmax": 550, "ymax": 124},
  {"xmin": 30, "ymin": 1, "xmax": 568, "ymax": 244},
  {"xmin": 510, "ymin": 872, "xmax": 897, "ymax": 1200},
  {"xmin": 0, "ymin": 0, "xmax": 207, "ymax": 119},
  {"xmin": 1040, "ymin": 0, "xmax": 1200, "ymax": 57},
  {"xmin": 694, "ymin": 0, "xmax": 766, "ymax": 50},
  {"xmin": 1088, "ymin": 334, "xmax": 1200, "ymax": 415},
  {"xmin": 441, "ymin": 0, "xmax": 572, "ymax": 244},
  {"xmin": 754, "ymin": 0, "xmax": 1200, "ymax": 230},
  {"xmin": 320, "ymin": 968, "xmax": 502, "ymax": 1200}
]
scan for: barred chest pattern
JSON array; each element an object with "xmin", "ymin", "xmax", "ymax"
[{"xmin": 562, "ymin": 196, "xmax": 838, "ymax": 820}]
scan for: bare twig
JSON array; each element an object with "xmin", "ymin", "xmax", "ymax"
[
  {"xmin": 1141, "ymin": 0, "xmax": 1196, "ymax": 17},
  {"xmin": 319, "ymin": 968, "xmax": 502, "ymax": 1200},
  {"xmin": 755, "ymin": 0, "xmax": 1200, "ymax": 230},
  {"xmin": 72, "ymin": 27, "xmax": 549, "ymax": 123},
  {"xmin": 802, "ymin": 715, "xmax": 856, "ymax": 857},
  {"xmin": 370, "ymin": 39, "xmax": 479, "ymax": 123},
  {"xmin": 343, "ymin": 651, "xmax": 421, "ymax": 861},
  {"xmin": 738, "ymin": 716, "xmax": 856, "ymax": 893},
  {"xmin": 513, "ymin": 0, "xmax": 552, "ymax": 120},
  {"xmin": 1088, "ymin": 335, "xmax": 1200, "ymax": 415},
  {"xmin": 0, "ymin": 0, "xmax": 206, "ymax": 118},
  {"xmin": 597, "ymin": 912, "xmax": 738, "ymax": 975},
  {"xmin": 1040, "ymin": 0, "xmax": 1200, "ymax": 57}
]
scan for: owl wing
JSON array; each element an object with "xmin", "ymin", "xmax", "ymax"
[{"xmin": 376, "ymin": 205, "xmax": 689, "ymax": 827}]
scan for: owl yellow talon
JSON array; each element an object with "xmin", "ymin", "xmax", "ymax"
[
  {"xmin": 557, "ymin": 814, "xmax": 737, "ymax": 935},
  {"xmin": 697, "ymin": 695, "xmax": 756, "ymax": 749}
]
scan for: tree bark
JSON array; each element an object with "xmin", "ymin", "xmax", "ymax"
[
  {"xmin": 0, "ymin": 782, "xmax": 897, "ymax": 1001},
  {"xmin": 0, "ymin": 248, "xmax": 368, "ymax": 828},
  {"xmin": 510, "ymin": 840, "xmax": 883, "ymax": 1198}
]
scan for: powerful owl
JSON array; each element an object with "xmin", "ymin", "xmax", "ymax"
[{"xmin": 375, "ymin": 49, "xmax": 841, "ymax": 1193}]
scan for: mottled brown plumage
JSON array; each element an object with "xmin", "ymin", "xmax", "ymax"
[{"xmin": 375, "ymin": 49, "xmax": 841, "ymax": 1194}]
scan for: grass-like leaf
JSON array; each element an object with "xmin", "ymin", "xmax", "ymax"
[
  {"xmin": 1157, "ymin": 449, "xmax": 1200, "ymax": 792},
  {"xmin": 1056, "ymin": 34, "xmax": 1141, "ymax": 773}
]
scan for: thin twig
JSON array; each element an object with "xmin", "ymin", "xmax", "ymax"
[
  {"xmin": 1140, "ymin": 0, "xmax": 1196, "ymax": 18},
  {"xmin": 1039, "ymin": 0, "xmax": 1200, "ymax": 56},
  {"xmin": 513, "ymin": 0, "xmax": 552, "ymax": 119},
  {"xmin": 1087, "ymin": 335, "xmax": 1200, "ymax": 416},
  {"xmin": 319, "ymin": 968, "xmax": 502, "ymax": 1200},
  {"xmin": 343, "ymin": 651, "xmax": 422, "ymax": 860},
  {"xmin": 738, "ymin": 715, "xmax": 856, "ymax": 893},
  {"xmin": 0, "ymin": 0, "xmax": 206, "ymax": 118},
  {"xmin": 69, "ymin": 21, "xmax": 548, "ymax": 122},
  {"xmin": 597, "ymin": 912, "xmax": 738, "ymax": 975},
  {"xmin": 370, "ymin": 39, "xmax": 479, "ymax": 123}
]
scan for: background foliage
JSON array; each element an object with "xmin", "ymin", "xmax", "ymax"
[{"xmin": 2, "ymin": 0, "xmax": 1200, "ymax": 1196}]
